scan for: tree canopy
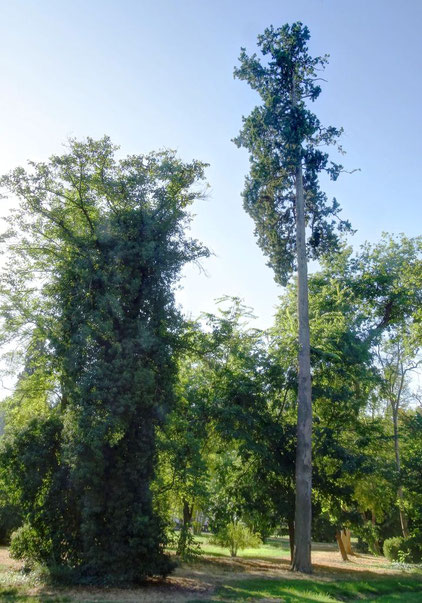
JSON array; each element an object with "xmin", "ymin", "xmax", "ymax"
[{"xmin": 0, "ymin": 137, "xmax": 209, "ymax": 583}]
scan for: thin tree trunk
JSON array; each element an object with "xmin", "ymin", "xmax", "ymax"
[
  {"xmin": 288, "ymin": 517, "xmax": 295, "ymax": 563},
  {"xmin": 369, "ymin": 511, "xmax": 381, "ymax": 555},
  {"xmin": 393, "ymin": 409, "xmax": 409, "ymax": 537},
  {"xmin": 177, "ymin": 499, "xmax": 194, "ymax": 557},
  {"xmin": 291, "ymin": 159, "xmax": 313, "ymax": 574},
  {"xmin": 336, "ymin": 530, "xmax": 349, "ymax": 561},
  {"xmin": 397, "ymin": 486, "xmax": 409, "ymax": 537}
]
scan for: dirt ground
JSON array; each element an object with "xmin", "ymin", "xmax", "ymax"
[{"xmin": 0, "ymin": 544, "xmax": 409, "ymax": 602}]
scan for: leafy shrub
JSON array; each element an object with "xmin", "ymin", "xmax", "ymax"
[
  {"xmin": 384, "ymin": 536, "xmax": 405, "ymax": 561},
  {"xmin": 384, "ymin": 535, "xmax": 422, "ymax": 564},
  {"xmin": 355, "ymin": 521, "xmax": 382, "ymax": 555},
  {"xmin": 176, "ymin": 525, "xmax": 202, "ymax": 561},
  {"xmin": 10, "ymin": 524, "xmax": 51, "ymax": 568},
  {"xmin": 210, "ymin": 522, "xmax": 262, "ymax": 557},
  {"xmin": 400, "ymin": 537, "xmax": 422, "ymax": 563}
]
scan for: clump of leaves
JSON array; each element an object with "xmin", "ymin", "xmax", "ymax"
[
  {"xmin": 10, "ymin": 524, "xmax": 49, "ymax": 569},
  {"xmin": 384, "ymin": 535, "xmax": 422, "ymax": 564},
  {"xmin": 210, "ymin": 522, "xmax": 262, "ymax": 557},
  {"xmin": 384, "ymin": 536, "xmax": 405, "ymax": 562},
  {"xmin": 176, "ymin": 525, "xmax": 202, "ymax": 562}
]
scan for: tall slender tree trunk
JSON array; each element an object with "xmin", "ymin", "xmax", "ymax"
[
  {"xmin": 393, "ymin": 409, "xmax": 409, "ymax": 537},
  {"xmin": 288, "ymin": 516, "xmax": 295, "ymax": 563},
  {"xmin": 291, "ymin": 161, "xmax": 313, "ymax": 574}
]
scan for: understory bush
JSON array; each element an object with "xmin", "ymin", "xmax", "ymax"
[
  {"xmin": 210, "ymin": 522, "xmax": 262, "ymax": 557},
  {"xmin": 176, "ymin": 525, "xmax": 202, "ymax": 561},
  {"xmin": 355, "ymin": 521, "xmax": 382, "ymax": 555},
  {"xmin": 383, "ymin": 536, "xmax": 405, "ymax": 562},
  {"xmin": 10, "ymin": 524, "xmax": 50, "ymax": 568},
  {"xmin": 384, "ymin": 535, "xmax": 422, "ymax": 563}
]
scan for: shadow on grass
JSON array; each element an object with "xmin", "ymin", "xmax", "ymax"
[
  {"xmin": 215, "ymin": 576, "xmax": 422, "ymax": 602},
  {"xmin": 0, "ymin": 587, "xmax": 69, "ymax": 602}
]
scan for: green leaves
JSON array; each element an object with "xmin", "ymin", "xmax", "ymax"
[
  {"xmin": 234, "ymin": 23, "xmax": 351, "ymax": 285},
  {"xmin": 0, "ymin": 137, "xmax": 208, "ymax": 583}
]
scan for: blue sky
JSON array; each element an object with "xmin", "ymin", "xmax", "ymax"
[{"xmin": 1, "ymin": 0, "xmax": 421, "ymax": 328}]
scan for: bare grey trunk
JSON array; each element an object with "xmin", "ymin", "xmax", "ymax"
[{"xmin": 291, "ymin": 161, "xmax": 313, "ymax": 574}]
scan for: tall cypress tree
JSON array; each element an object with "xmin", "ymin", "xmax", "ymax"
[
  {"xmin": 0, "ymin": 137, "xmax": 209, "ymax": 583},
  {"xmin": 234, "ymin": 23, "xmax": 351, "ymax": 573}
]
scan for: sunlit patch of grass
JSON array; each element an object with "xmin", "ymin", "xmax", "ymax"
[
  {"xmin": 214, "ymin": 577, "xmax": 422, "ymax": 601},
  {"xmin": 195, "ymin": 534, "xmax": 291, "ymax": 559},
  {"xmin": 0, "ymin": 564, "xmax": 70, "ymax": 602}
]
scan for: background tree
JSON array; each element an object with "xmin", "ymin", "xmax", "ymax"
[
  {"xmin": 376, "ymin": 336, "xmax": 421, "ymax": 538},
  {"xmin": 309, "ymin": 236, "xmax": 422, "ymax": 556},
  {"xmin": 234, "ymin": 22, "xmax": 351, "ymax": 572},
  {"xmin": 154, "ymin": 321, "xmax": 214, "ymax": 560},
  {"xmin": 401, "ymin": 412, "xmax": 422, "ymax": 552}
]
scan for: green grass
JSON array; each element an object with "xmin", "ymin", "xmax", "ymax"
[
  {"xmin": 210, "ymin": 576, "xmax": 422, "ymax": 602},
  {"xmin": 0, "ymin": 565, "xmax": 70, "ymax": 602},
  {"xmin": 2, "ymin": 537, "xmax": 422, "ymax": 602},
  {"xmin": 195, "ymin": 534, "xmax": 291, "ymax": 559},
  {"xmin": 0, "ymin": 588, "xmax": 69, "ymax": 602}
]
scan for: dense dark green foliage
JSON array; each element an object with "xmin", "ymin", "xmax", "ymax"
[
  {"xmin": 234, "ymin": 22, "xmax": 351, "ymax": 286},
  {"xmin": 383, "ymin": 536, "xmax": 406, "ymax": 562},
  {"xmin": 383, "ymin": 535, "xmax": 422, "ymax": 563},
  {"xmin": 401, "ymin": 412, "xmax": 422, "ymax": 551},
  {"xmin": 156, "ymin": 239, "xmax": 422, "ymax": 561},
  {"xmin": 0, "ymin": 138, "xmax": 208, "ymax": 583}
]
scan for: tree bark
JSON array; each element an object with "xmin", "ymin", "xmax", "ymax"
[
  {"xmin": 341, "ymin": 528, "xmax": 354, "ymax": 556},
  {"xmin": 291, "ymin": 160, "xmax": 313, "ymax": 574},
  {"xmin": 177, "ymin": 499, "xmax": 194, "ymax": 557},
  {"xmin": 380, "ymin": 344, "xmax": 411, "ymax": 539},
  {"xmin": 336, "ymin": 530, "xmax": 349, "ymax": 561},
  {"xmin": 183, "ymin": 499, "xmax": 193, "ymax": 526},
  {"xmin": 288, "ymin": 516, "xmax": 295, "ymax": 563}
]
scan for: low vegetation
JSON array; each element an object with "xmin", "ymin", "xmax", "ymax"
[
  {"xmin": 1, "ymin": 538, "xmax": 422, "ymax": 602},
  {"xmin": 209, "ymin": 522, "xmax": 262, "ymax": 557}
]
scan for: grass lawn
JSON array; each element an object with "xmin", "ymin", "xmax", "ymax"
[
  {"xmin": 210, "ymin": 576, "xmax": 422, "ymax": 602},
  {"xmin": 0, "ymin": 592, "xmax": 69, "ymax": 602},
  {"xmin": 195, "ymin": 534, "xmax": 291, "ymax": 560},
  {"xmin": 0, "ymin": 539, "xmax": 421, "ymax": 602}
]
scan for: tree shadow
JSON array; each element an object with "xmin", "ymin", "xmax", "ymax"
[
  {"xmin": 0, "ymin": 587, "xmax": 69, "ymax": 601},
  {"xmin": 217, "ymin": 575, "xmax": 422, "ymax": 602}
]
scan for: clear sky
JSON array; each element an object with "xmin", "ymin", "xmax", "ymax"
[{"xmin": 1, "ymin": 0, "xmax": 421, "ymax": 329}]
